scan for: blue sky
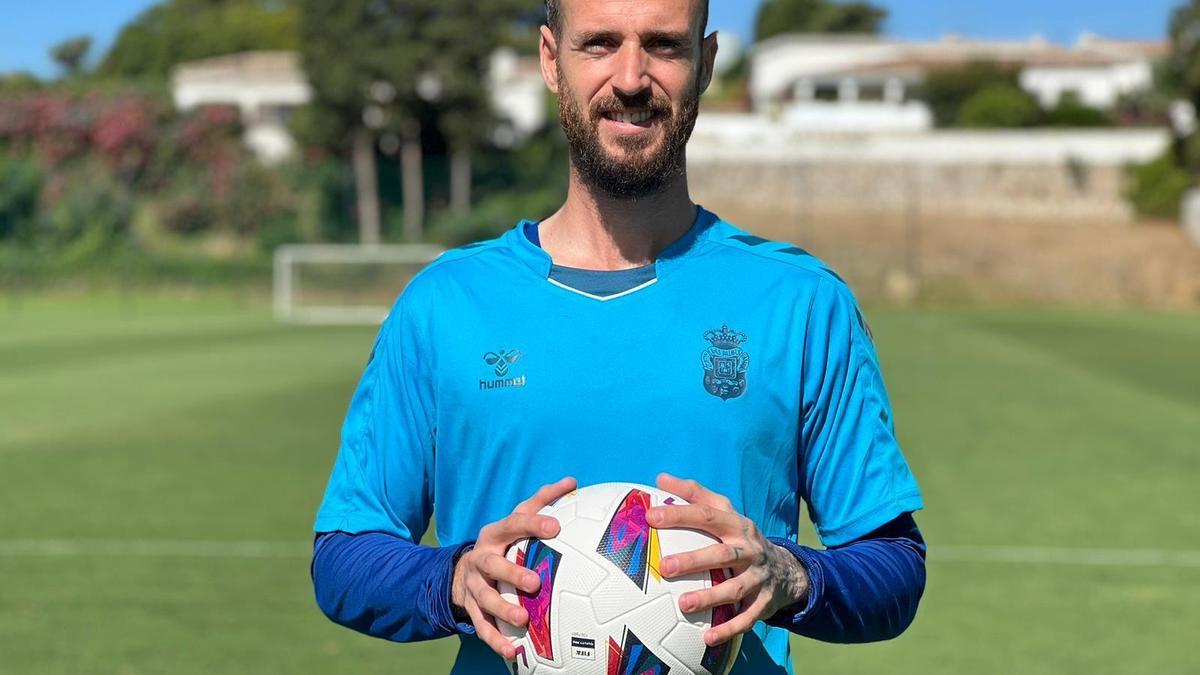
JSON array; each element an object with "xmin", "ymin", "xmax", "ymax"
[{"xmin": 1, "ymin": 0, "xmax": 1181, "ymax": 78}]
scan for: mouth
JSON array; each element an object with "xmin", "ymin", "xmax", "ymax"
[{"xmin": 599, "ymin": 109, "xmax": 662, "ymax": 132}]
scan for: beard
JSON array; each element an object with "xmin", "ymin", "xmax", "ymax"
[{"xmin": 557, "ymin": 64, "xmax": 701, "ymax": 200}]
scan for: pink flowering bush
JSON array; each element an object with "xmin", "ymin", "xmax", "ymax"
[{"xmin": 0, "ymin": 88, "xmax": 300, "ymax": 263}]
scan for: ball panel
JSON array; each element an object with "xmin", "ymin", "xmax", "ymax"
[
  {"xmin": 548, "ymin": 497, "xmax": 579, "ymax": 524},
  {"xmin": 610, "ymin": 592, "xmax": 682, "ymax": 655},
  {"xmin": 553, "ymin": 593, "xmax": 610, "ymax": 675},
  {"xmin": 606, "ymin": 624, "xmax": 676, "ymax": 675},
  {"xmin": 521, "ymin": 540, "xmax": 564, "ymax": 661},
  {"xmin": 596, "ymin": 488, "xmax": 656, "ymax": 592},
  {"xmin": 553, "ymin": 516, "xmax": 608, "ymax": 561},
  {"xmin": 661, "ymin": 620, "xmax": 709, "ymax": 674}
]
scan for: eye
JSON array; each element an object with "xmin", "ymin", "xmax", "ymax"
[
  {"xmin": 583, "ymin": 38, "xmax": 616, "ymax": 54},
  {"xmin": 648, "ymin": 39, "xmax": 686, "ymax": 55}
]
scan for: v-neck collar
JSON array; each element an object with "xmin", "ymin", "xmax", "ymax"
[{"xmin": 506, "ymin": 206, "xmax": 718, "ymax": 282}]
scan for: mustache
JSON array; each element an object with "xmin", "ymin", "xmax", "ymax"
[{"xmin": 590, "ymin": 95, "xmax": 672, "ymax": 118}]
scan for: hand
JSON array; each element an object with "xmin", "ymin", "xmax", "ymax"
[
  {"xmin": 646, "ymin": 473, "xmax": 810, "ymax": 647},
  {"xmin": 450, "ymin": 477, "xmax": 578, "ymax": 660}
]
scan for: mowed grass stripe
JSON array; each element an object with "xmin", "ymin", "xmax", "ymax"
[
  {"xmin": 0, "ymin": 320, "xmax": 292, "ymax": 375},
  {"xmin": 864, "ymin": 309, "xmax": 1200, "ymax": 552},
  {"xmin": 0, "ymin": 322, "xmax": 376, "ymax": 452},
  {"xmin": 0, "ymin": 375, "xmax": 360, "ymax": 540},
  {"xmin": 959, "ymin": 309, "xmax": 1200, "ymax": 408}
]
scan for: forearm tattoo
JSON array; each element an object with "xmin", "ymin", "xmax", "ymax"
[{"xmin": 761, "ymin": 543, "xmax": 809, "ymax": 612}]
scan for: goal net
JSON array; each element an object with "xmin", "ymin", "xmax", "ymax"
[{"xmin": 273, "ymin": 244, "xmax": 445, "ymax": 324}]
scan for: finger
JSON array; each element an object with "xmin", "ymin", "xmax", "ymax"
[
  {"xmin": 479, "ymin": 552, "xmax": 541, "ymax": 595},
  {"xmin": 646, "ymin": 503, "xmax": 738, "ymax": 536},
  {"xmin": 514, "ymin": 477, "xmax": 578, "ymax": 514},
  {"xmin": 706, "ymin": 595, "xmax": 770, "ymax": 646},
  {"xmin": 656, "ymin": 473, "xmax": 734, "ymax": 511},
  {"xmin": 471, "ymin": 576, "xmax": 528, "ymax": 628},
  {"xmin": 466, "ymin": 599, "xmax": 517, "ymax": 659},
  {"xmin": 481, "ymin": 513, "xmax": 560, "ymax": 545},
  {"xmin": 661, "ymin": 543, "xmax": 742, "ymax": 578},
  {"xmin": 679, "ymin": 571, "xmax": 755, "ymax": 613}
]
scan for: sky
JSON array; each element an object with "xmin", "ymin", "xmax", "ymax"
[{"xmin": 0, "ymin": 0, "xmax": 1182, "ymax": 78}]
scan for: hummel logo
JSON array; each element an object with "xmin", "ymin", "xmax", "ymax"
[
  {"xmin": 483, "ymin": 349, "xmax": 522, "ymax": 377},
  {"xmin": 481, "ymin": 349, "xmax": 526, "ymax": 390}
]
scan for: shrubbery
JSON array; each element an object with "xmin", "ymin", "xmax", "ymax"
[
  {"xmin": 0, "ymin": 88, "xmax": 316, "ymax": 281},
  {"xmin": 0, "ymin": 155, "xmax": 42, "ymax": 240},
  {"xmin": 1045, "ymin": 98, "xmax": 1114, "ymax": 128},
  {"xmin": 1128, "ymin": 146, "xmax": 1194, "ymax": 220},
  {"xmin": 957, "ymin": 84, "xmax": 1041, "ymax": 128}
]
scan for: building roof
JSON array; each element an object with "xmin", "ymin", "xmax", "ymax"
[
  {"xmin": 755, "ymin": 33, "xmax": 1166, "ymax": 82},
  {"xmin": 172, "ymin": 51, "xmax": 305, "ymax": 83}
]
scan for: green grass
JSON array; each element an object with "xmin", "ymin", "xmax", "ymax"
[{"xmin": 1, "ymin": 294, "xmax": 1197, "ymax": 674}]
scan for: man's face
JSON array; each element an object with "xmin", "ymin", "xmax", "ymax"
[{"xmin": 541, "ymin": 0, "xmax": 717, "ymax": 199}]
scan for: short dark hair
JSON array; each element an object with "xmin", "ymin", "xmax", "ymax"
[{"xmin": 545, "ymin": 0, "xmax": 709, "ymax": 38}]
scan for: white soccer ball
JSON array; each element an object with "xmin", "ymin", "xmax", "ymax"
[{"xmin": 497, "ymin": 482, "xmax": 741, "ymax": 675}]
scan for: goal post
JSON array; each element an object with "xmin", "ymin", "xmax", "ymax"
[{"xmin": 273, "ymin": 243, "xmax": 445, "ymax": 324}]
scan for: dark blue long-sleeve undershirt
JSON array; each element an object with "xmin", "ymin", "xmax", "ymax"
[
  {"xmin": 765, "ymin": 513, "xmax": 926, "ymax": 642},
  {"xmin": 311, "ymin": 513, "xmax": 925, "ymax": 646}
]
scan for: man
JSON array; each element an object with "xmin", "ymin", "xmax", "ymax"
[{"xmin": 312, "ymin": 0, "xmax": 926, "ymax": 672}]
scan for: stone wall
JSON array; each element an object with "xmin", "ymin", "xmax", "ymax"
[
  {"xmin": 684, "ymin": 130, "xmax": 1200, "ymax": 309},
  {"xmin": 689, "ymin": 159, "xmax": 1133, "ymax": 226}
]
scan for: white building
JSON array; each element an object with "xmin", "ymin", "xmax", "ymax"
[
  {"xmin": 172, "ymin": 51, "xmax": 312, "ymax": 164},
  {"xmin": 172, "ymin": 49, "xmax": 547, "ymax": 163},
  {"xmin": 750, "ymin": 33, "xmax": 1167, "ymax": 132},
  {"xmin": 487, "ymin": 47, "xmax": 549, "ymax": 148}
]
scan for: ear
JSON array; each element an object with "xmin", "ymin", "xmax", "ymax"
[
  {"xmin": 539, "ymin": 25, "xmax": 561, "ymax": 95},
  {"xmin": 697, "ymin": 30, "xmax": 719, "ymax": 95}
]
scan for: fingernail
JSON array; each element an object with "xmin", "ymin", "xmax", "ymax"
[
  {"xmin": 705, "ymin": 630, "xmax": 716, "ymax": 644},
  {"xmin": 510, "ymin": 609, "xmax": 523, "ymax": 624},
  {"xmin": 541, "ymin": 521, "xmax": 555, "ymax": 536},
  {"xmin": 680, "ymin": 595, "xmax": 693, "ymax": 611},
  {"xmin": 647, "ymin": 509, "xmax": 662, "ymax": 525},
  {"xmin": 662, "ymin": 559, "xmax": 677, "ymax": 575}
]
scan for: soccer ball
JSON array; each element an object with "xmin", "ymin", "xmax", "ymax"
[{"xmin": 497, "ymin": 482, "xmax": 741, "ymax": 675}]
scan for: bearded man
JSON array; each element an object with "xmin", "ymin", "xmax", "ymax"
[{"xmin": 311, "ymin": 1, "xmax": 927, "ymax": 672}]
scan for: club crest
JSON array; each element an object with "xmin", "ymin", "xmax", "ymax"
[{"xmin": 701, "ymin": 325, "xmax": 749, "ymax": 400}]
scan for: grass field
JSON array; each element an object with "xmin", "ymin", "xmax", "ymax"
[{"xmin": 1, "ymin": 293, "xmax": 1197, "ymax": 674}]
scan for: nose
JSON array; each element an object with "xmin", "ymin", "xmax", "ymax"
[{"xmin": 611, "ymin": 41, "xmax": 650, "ymax": 97}]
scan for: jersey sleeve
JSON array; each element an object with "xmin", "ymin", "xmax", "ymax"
[
  {"xmin": 798, "ymin": 279, "xmax": 923, "ymax": 547},
  {"xmin": 314, "ymin": 295, "xmax": 436, "ymax": 542}
]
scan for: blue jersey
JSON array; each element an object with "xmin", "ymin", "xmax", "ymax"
[{"xmin": 314, "ymin": 207, "xmax": 923, "ymax": 673}]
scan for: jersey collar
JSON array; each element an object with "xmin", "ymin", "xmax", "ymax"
[{"xmin": 506, "ymin": 206, "xmax": 718, "ymax": 280}]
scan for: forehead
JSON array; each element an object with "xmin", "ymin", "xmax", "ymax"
[{"xmin": 558, "ymin": 0, "xmax": 699, "ymax": 33}]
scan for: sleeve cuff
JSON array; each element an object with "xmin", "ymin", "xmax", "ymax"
[
  {"xmin": 764, "ymin": 536, "xmax": 825, "ymax": 629},
  {"xmin": 428, "ymin": 541, "xmax": 477, "ymax": 636}
]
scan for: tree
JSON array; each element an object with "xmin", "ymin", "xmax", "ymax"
[
  {"xmin": 1167, "ymin": 0, "xmax": 1200, "ymax": 112},
  {"xmin": 51, "ymin": 36, "xmax": 92, "ymax": 77},
  {"xmin": 426, "ymin": 0, "xmax": 527, "ymax": 215},
  {"xmin": 298, "ymin": 0, "xmax": 432, "ymax": 244},
  {"xmin": 0, "ymin": 72, "xmax": 41, "ymax": 94},
  {"xmin": 754, "ymin": 0, "xmax": 887, "ymax": 42},
  {"xmin": 99, "ymin": 0, "xmax": 299, "ymax": 80}
]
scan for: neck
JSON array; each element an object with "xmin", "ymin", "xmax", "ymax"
[{"xmin": 538, "ymin": 164, "xmax": 697, "ymax": 271}]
